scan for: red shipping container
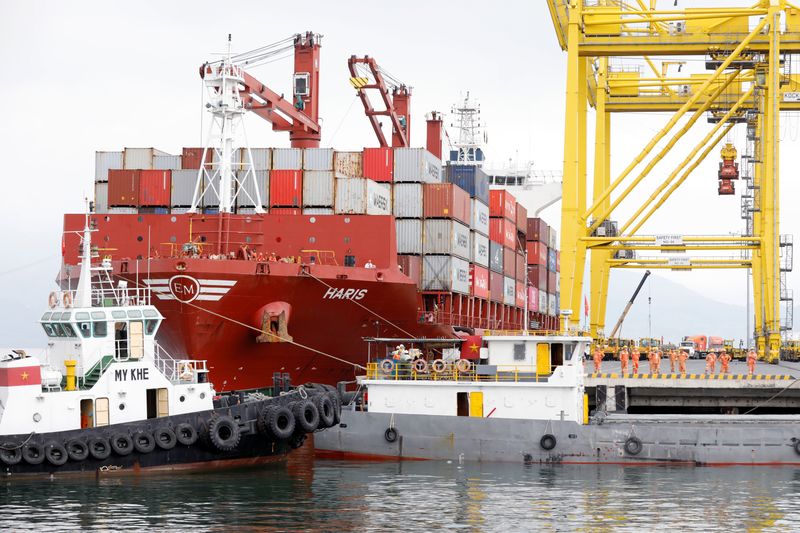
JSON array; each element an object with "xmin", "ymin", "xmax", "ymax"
[
  {"xmin": 182, "ymin": 147, "xmax": 212, "ymax": 170},
  {"xmin": 269, "ymin": 207, "xmax": 301, "ymax": 215},
  {"xmin": 108, "ymin": 169, "xmax": 140, "ymax": 207},
  {"xmin": 503, "ymin": 247, "xmax": 515, "ymax": 278},
  {"xmin": 515, "ymin": 203, "xmax": 528, "ymax": 233},
  {"xmin": 489, "ymin": 190, "xmax": 516, "ymax": 221},
  {"xmin": 556, "ymin": 251, "xmax": 560, "ymax": 272},
  {"xmin": 526, "ymin": 242, "xmax": 548, "ymax": 266},
  {"xmin": 489, "ymin": 218, "xmax": 516, "ymax": 248},
  {"xmin": 398, "ymin": 255, "xmax": 422, "ymax": 286},
  {"xmin": 489, "ymin": 271, "xmax": 504, "ymax": 302},
  {"xmin": 423, "ymin": 183, "xmax": 471, "ymax": 225},
  {"xmin": 515, "ymin": 252, "xmax": 525, "ymax": 282},
  {"xmin": 526, "ymin": 217, "xmax": 550, "ymax": 243},
  {"xmin": 270, "ymin": 170, "xmax": 303, "ymax": 206},
  {"xmin": 548, "ymin": 271, "xmax": 557, "ymax": 292},
  {"xmin": 528, "ymin": 286, "xmax": 539, "ymax": 312},
  {"xmin": 470, "ymin": 265, "xmax": 490, "ymax": 299},
  {"xmin": 527, "ymin": 265, "xmax": 547, "ymax": 291},
  {"xmin": 363, "ymin": 147, "xmax": 393, "ymax": 182},
  {"xmin": 139, "ymin": 170, "xmax": 171, "ymax": 206},
  {"xmin": 460, "ymin": 334, "xmax": 483, "ymax": 360},
  {"xmin": 515, "ymin": 281, "xmax": 526, "ymax": 308}
]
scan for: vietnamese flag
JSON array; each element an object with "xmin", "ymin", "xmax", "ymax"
[{"xmin": 461, "ymin": 335, "xmax": 483, "ymax": 360}]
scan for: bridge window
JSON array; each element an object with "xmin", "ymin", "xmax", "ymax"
[
  {"xmin": 145, "ymin": 319, "xmax": 159, "ymax": 335},
  {"xmin": 112, "ymin": 310, "xmax": 126, "ymax": 319},
  {"xmin": 42, "ymin": 323, "xmax": 56, "ymax": 337},
  {"xmin": 62, "ymin": 323, "xmax": 77, "ymax": 338},
  {"xmin": 77, "ymin": 322, "xmax": 91, "ymax": 338},
  {"xmin": 41, "ymin": 312, "xmax": 52, "ymax": 321},
  {"xmin": 51, "ymin": 312, "xmax": 62, "ymax": 320},
  {"xmin": 143, "ymin": 309, "xmax": 158, "ymax": 318},
  {"xmin": 127, "ymin": 310, "xmax": 142, "ymax": 319},
  {"xmin": 93, "ymin": 321, "xmax": 107, "ymax": 338}
]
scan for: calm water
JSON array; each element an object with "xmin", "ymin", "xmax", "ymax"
[{"xmin": 2, "ymin": 450, "xmax": 800, "ymax": 532}]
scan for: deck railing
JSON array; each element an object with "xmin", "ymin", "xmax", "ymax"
[{"xmin": 365, "ymin": 362, "xmax": 550, "ymax": 383}]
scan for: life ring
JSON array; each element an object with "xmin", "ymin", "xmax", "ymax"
[
  {"xmin": 431, "ymin": 359, "xmax": 447, "ymax": 373},
  {"xmin": 66, "ymin": 439, "xmax": 89, "ymax": 462},
  {"xmin": 44, "ymin": 441, "xmax": 68, "ymax": 466},
  {"xmin": 413, "ymin": 358, "xmax": 429, "ymax": 373},
  {"xmin": 132, "ymin": 431, "xmax": 156, "ymax": 454},
  {"xmin": 456, "ymin": 359, "xmax": 472, "ymax": 373},
  {"xmin": 0, "ymin": 443, "xmax": 22, "ymax": 465},
  {"xmin": 384, "ymin": 427, "xmax": 398, "ymax": 443},
  {"xmin": 540, "ymin": 434, "xmax": 557, "ymax": 451},
  {"xmin": 175, "ymin": 423, "xmax": 198, "ymax": 446},
  {"xmin": 88, "ymin": 437, "xmax": 111, "ymax": 460},
  {"xmin": 209, "ymin": 415, "xmax": 241, "ymax": 452},
  {"xmin": 48, "ymin": 292, "xmax": 58, "ymax": 309},
  {"xmin": 179, "ymin": 362, "xmax": 194, "ymax": 381},
  {"xmin": 379, "ymin": 359, "xmax": 395, "ymax": 374},
  {"xmin": 624, "ymin": 436, "xmax": 643, "ymax": 456},
  {"xmin": 62, "ymin": 292, "xmax": 73, "ymax": 308},
  {"xmin": 293, "ymin": 400, "xmax": 320, "ymax": 433},
  {"xmin": 110, "ymin": 434, "xmax": 134, "ymax": 456},
  {"xmin": 268, "ymin": 406, "xmax": 295, "ymax": 440},
  {"xmin": 154, "ymin": 427, "xmax": 177, "ymax": 450},
  {"xmin": 22, "ymin": 442, "xmax": 45, "ymax": 465},
  {"xmin": 314, "ymin": 394, "xmax": 336, "ymax": 429}
]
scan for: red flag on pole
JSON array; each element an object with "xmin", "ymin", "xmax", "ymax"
[{"xmin": 584, "ymin": 295, "xmax": 589, "ymax": 317}]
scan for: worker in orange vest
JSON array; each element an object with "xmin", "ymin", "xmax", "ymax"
[
  {"xmin": 719, "ymin": 350, "xmax": 731, "ymax": 375},
  {"xmin": 655, "ymin": 349, "xmax": 663, "ymax": 374},
  {"xmin": 619, "ymin": 346, "xmax": 629, "ymax": 376},
  {"xmin": 631, "ymin": 347, "xmax": 640, "ymax": 374},
  {"xmin": 705, "ymin": 351, "xmax": 717, "ymax": 375},
  {"xmin": 647, "ymin": 350, "xmax": 655, "ymax": 374},
  {"xmin": 669, "ymin": 349, "xmax": 678, "ymax": 373},
  {"xmin": 678, "ymin": 349, "xmax": 689, "ymax": 374},
  {"xmin": 592, "ymin": 346, "xmax": 603, "ymax": 373},
  {"xmin": 747, "ymin": 349, "xmax": 758, "ymax": 376}
]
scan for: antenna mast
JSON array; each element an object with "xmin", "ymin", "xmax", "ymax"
[{"xmin": 450, "ymin": 92, "xmax": 484, "ymax": 166}]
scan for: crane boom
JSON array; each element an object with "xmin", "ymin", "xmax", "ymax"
[
  {"xmin": 608, "ymin": 270, "xmax": 651, "ymax": 340},
  {"xmin": 348, "ymin": 56, "xmax": 410, "ymax": 148}
]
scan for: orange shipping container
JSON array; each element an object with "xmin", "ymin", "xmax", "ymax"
[
  {"xmin": 471, "ymin": 265, "xmax": 490, "ymax": 299},
  {"xmin": 423, "ymin": 183, "xmax": 471, "ymax": 225},
  {"xmin": 515, "ymin": 203, "xmax": 528, "ymax": 233},
  {"xmin": 363, "ymin": 147, "xmax": 393, "ymax": 182},
  {"xmin": 489, "ymin": 271, "xmax": 504, "ymax": 303},
  {"xmin": 108, "ymin": 169, "xmax": 140, "ymax": 207},
  {"xmin": 181, "ymin": 147, "xmax": 212, "ymax": 170},
  {"xmin": 526, "ymin": 241, "xmax": 548, "ymax": 266},
  {"xmin": 489, "ymin": 190, "xmax": 516, "ymax": 220},
  {"xmin": 503, "ymin": 246, "xmax": 515, "ymax": 278},
  {"xmin": 489, "ymin": 218, "xmax": 516, "ymax": 248},
  {"xmin": 515, "ymin": 281, "xmax": 526, "ymax": 308},
  {"xmin": 138, "ymin": 170, "xmax": 171, "ymax": 207},
  {"xmin": 270, "ymin": 170, "xmax": 302, "ymax": 207}
]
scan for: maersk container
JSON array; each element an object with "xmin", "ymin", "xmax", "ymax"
[
  {"xmin": 489, "ymin": 217, "xmax": 516, "ymax": 249},
  {"xmin": 489, "ymin": 241, "xmax": 503, "ymax": 273},
  {"xmin": 528, "ymin": 286, "xmax": 539, "ymax": 313},
  {"xmin": 171, "ymin": 169, "xmax": 201, "ymax": 207},
  {"xmin": 94, "ymin": 182, "xmax": 108, "ymax": 213},
  {"xmin": 302, "ymin": 207, "xmax": 334, "ymax": 215},
  {"xmin": 548, "ymin": 249, "xmax": 557, "ymax": 272},
  {"xmin": 108, "ymin": 170, "xmax": 139, "ymax": 207},
  {"xmin": 270, "ymin": 170, "xmax": 302, "ymax": 206},
  {"xmin": 393, "ymin": 148, "xmax": 441, "ymax": 183},
  {"xmin": 139, "ymin": 170, "xmax": 171, "ymax": 207},
  {"xmin": 516, "ymin": 203, "xmax": 528, "ymax": 234},
  {"xmin": 108, "ymin": 207, "xmax": 138, "ymax": 214},
  {"xmin": 471, "ymin": 199, "xmax": 489, "ymax": 236},
  {"xmin": 527, "ymin": 264, "xmax": 548, "ymax": 291},
  {"xmin": 489, "ymin": 271, "xmax": 504, "ymax": 302},
  {"xmin": 503, "ymin": 276, "xmax": 515, "ymax": 306},
  {"xmin": 471, "ymin": 232, "xmax": 489, "ymax": 268},
  {"xmin": 444, "ymin": 165, "xmax": 489, "ymax": 205},
  {"xmin": 181, "ymin": 147, "xmax": 211, "ymax": 170},
  {"xmin": 549, "ymin": 229, "xmax": 558, "ymax": 250},
  {"xmin": 138, "ymin": 207, "xmax": 170, "ymax": 214},
  {"xmin": 334, "ymin": 151, "xmax": 363, "ymax": 178},
  {"xmin": 393, "ymin": 183, "xmax": 423, "ymax": 218},
  {"xmin": 123, "ymin": 148, "xmax": 168, "ymax": 170},
  {"xmin": 335, "ymin": 178, "xmax": 391, "ymax": 215},
  {"xmin": 423, "ymin": 219, "xmax": 470, "ymax": 260},
  {"xmin": 237, "ymin": 170, "xmax": 269, "ymax": 207},
  {"xmin": 303, "ymin": 148, "xmax": 334, "ymax": 171},
  {"xmin": 363, "ymin": 147, "xmax": 393, "ymax": 181},
  {"xmin": 526, "ymin": 218, "xmax": 548, "ymax": 244},
  {"xmin": 302, "ymin": 171, "xmax": 334, "ymax": 207},
  {"xmin": 489, "ymin": 190, "xmax": 517, "ymax": 221},
  {"xmin": 423, "ymin": 183, "xmax": 471, "ymax": 225},
  {"xmin": 526, "ymin": 242, "xmax": 548, "ymax": 266},
  {"xmin": 515, "ymin": 281, "xmax": 526, "ymax": 308},
  {"xmin": 471, "ymin": 264, "xmax": 490, "ymax": 299},
  {"xmin": 202, "ymin": 173, "xmax": 225, "ymax": 206},
  {"xmin": 395, "ymin": 219, "xmax": 422, "ymax": 254},
  {"xmin": 238, "ymin": 148, "xmax": 271, "ymax": 170},
  {"xmin": 422, "ymin": 255, "xmax": 470, "ymax": 295},
  {"xmin": 272, "ymin": 148, "xmax": 303, "ymax": 170},
  {"xmin": 503, "ymin": 247, "xmax": 515, "ymax": 278},
  {"xmin": 95, "ymin": 151, "xmax": 123, "ymax": 182},
  {"xmin": 153, "ymin": 155, "xmax": 182, "ymax": 170},
  {"xmin": 516, "ymin": 252, "xmax": 525, "ymax": 282},
  {"xmin": 538, "ymin": 291, "xmax": 548, "ymax": 314}
]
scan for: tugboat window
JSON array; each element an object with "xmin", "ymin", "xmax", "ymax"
[
  {"xmin": 42, "ymin": 323, "xmax": 56, "ymax": 337},
  {"xmin": 62, "ymin": 323, "xmax": 77, "ymax": 338},
  {"xmin": 145, "ymin": 320, "xmax": 158, "ymax": 335},
  {"xmin": 115, "ymin": 322, "xmax": 129, "ymax": 359},
  {"xmin": 51, "ymin": 323, "xmax": 66, "ymax": 337},
  {"xmin": 93, "ymin": 320, "xmax": 107, "ymax": 338},
  {"xmin": 77, "ymin": 322, "xmax": 91, "ymax": 338}
]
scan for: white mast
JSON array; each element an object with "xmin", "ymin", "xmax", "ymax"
[
  {"xmin": 190, "ymin": 35, "xmax": 264, "ymax": 214},
  {"xmin": 73, "ymin": 215, "xmax": 94, "ymax": 309},
  {"xmin": 450, "ymin": 92, "xmax": 484, "ymax": 166}
]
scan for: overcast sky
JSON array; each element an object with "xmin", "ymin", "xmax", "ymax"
[{"xmin": 1, "ymin": 0, "xmax": 797, "ymax": 345}]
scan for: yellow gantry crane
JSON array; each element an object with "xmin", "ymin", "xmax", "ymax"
[{"xmin": 547, "ymin": 0, "xmax": 800, "ymax": 362}]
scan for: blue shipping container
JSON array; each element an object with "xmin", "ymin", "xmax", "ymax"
[
  {"xmin": 444, "ymin": 165, "xmax": 490, "ymax": 205},
  {"xmin": 548, "ymin": 249, "xmax": 557, "ymax": 272},
  {"xmin": 203, "ymin": 207, "xmax": 219, "ymax": 215}
]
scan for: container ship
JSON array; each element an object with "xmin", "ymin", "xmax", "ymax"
[{"xmin": 60, "ymin": 33, "xmax": 562, "ymax": 390}]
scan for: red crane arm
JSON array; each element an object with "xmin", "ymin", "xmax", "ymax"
[
  {"xmin": 348, "ymin": 56, "xmax": 410, "ymax": 148},
  {"xmin": 240, "ymin": 72, "xmax": 319, "ymax": 133}
]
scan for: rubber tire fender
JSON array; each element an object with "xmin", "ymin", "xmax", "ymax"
[
  {"xmin": 175, "ymin": 423, "xmax": 198, "ymax": 446},
  {"xmin": 330, "ymin": 393, "xmax": 342, "ymax": 425},
  {"xmin": 110, "ymin": 434, "xmax": 134, "ymax": 456},
  {"xmin": 132, "ymin": 431, "xmax": 156, "ymax": 454},
  {"xmin": 44, "ymin": 441, "xmax": 69, "ymax": 466},
  {"xmin": 208, "ymin": 416, "xmax": 241, "ymax": 452},
  {"xmin": 540, "ymin": 434, "xmax": 557, "ymax": 451},
  {"xmin": 293, "ymin": 400, "xmax": 320, "ymax": 433},
  {"xmin": 154, "ymin": 427, "xmax": 177, "ymax": 450},
  {"xmin": 88, "ymin": 437, "xmax": 111, "ymax": 460},
  {"xmin": 257, "ymin": 406, "xmax": 277, "ymax": 436},
  {"xmin": 624, "ymin": 437, "xmax": 643, "ymax": 456},
  {"xmin": 384, "ymin": 427, "xmax": 398, "ymax": 443},
  {"xmin": 22, "ymin": 442, "xmax": 45, "ymax": 465},
  {"xmin": 66, "ymin": 439, "xmax": 89, "ymax": 462},
  {"xmin": 0, "ymin": 443, "xmax": 22, "ymax": 466},
  {"xmin": 269, "ymin": 406, "xmax": 296, "ymax": 441},
  {"xmin": 314, "ymin": 394, "xmax": 336, "ymax": 429},
  {"xmin": 289, "ymin": 433, "xmax": 307, "ymax": 450}
]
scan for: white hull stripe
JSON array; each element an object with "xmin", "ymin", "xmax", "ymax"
[
  {"xmin": 197, "ymin": 279, "xmax": 237, "ymax": 286},
  {"xmin": 155, "ymin": 294, "xmax": 224, "ymax": 302},
  {"xmin": 145, "ymin": 277, "xmax": 235, "ymax": 302},
  {"xmin": 199, "ymin": 287, "xmax": 230, "ymax": 294}
]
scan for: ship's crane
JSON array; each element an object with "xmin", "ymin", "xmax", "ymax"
[{"xmin": 348, "ymin": 56, "xmax": 411, "ymax": 147}]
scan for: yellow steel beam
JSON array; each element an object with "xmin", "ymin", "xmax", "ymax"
[
  {"xmin": 592, "ymin": 245, "xmax": 760, "ymax": 251},
  {"xmin": 583, "ymin": 236, "xmax": 760, "ymax": 242},
  {"xmin": 611, "ymin": 265, "xmax": 751, "ymax": 270}
]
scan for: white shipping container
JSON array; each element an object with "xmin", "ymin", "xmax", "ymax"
[
  {"xmin": 95, "ymin": 151, "xmax": 123, "ymax": 182},
  {"xmin": 171, "ymin": 169, "xmax": 202, "ymax": 207},
  {"xmin": 238, "ymin": 148, "xmax": 272, "ymax": 170},
  {"xmin": 303, "ymin": 171, "xmax": 335, "ymax": 207},
  {"xmin": 393, "ymin": 148, "xmax": 442, "ymax": 183},
  {"xmin": 303, "ymin": 148, "xmax": 334, "ymax": 170},
  {"xmin": 236, "ymin": 170, "xmax": 268, "ymax": 207},
  {"xmin": 171, "ymin": 207, "xmax": 191, "ymax": 214},
  {"xmin": 422, "ymin": 256, "xmax": 470, "ymax": 295},
  {"xmin": 236, "ymin": 207, "xmax": 259, "ymax": 215},
  {"xmin": 471, "ymin": 198, "xmax": 490, "ymax": 236},
  {"xmin": 334, "ymin": 151, "xmax": 363, "ymax": 178},
  {"xmin": 153, "ymin": 155, "xmax": 182, "ymax": 170},
  {"xmin": 108, "ymin": 207, "xmax": 138, "ymax": 214},
  {"xmin": 123, "ymin": 147, "xmax": 168, "ymax": 169},
  {"xmin": 393, "ymin": 183, "xmax": 423, "ymax": 218},
  {"xmin": 549, "ymin": 229, "xmax": 558, "ymax": 250},
  {"xmin": 94, "ymin": 182, "xmax": 108, "ymax": 214},
  {"xmin": 335, "ymin": 178, "xmax": 391, "ymax": 214},
  {"xmin": 470, "ymin": 232, "xmax": 490, "ymax": 268},
  {"xmin": 366, "ymin": 180, "xmax": 391, "ymax": 215},
  {"xmin": 548, "ymin": 293, "xmax": 556, "ymax": 316},
  {"xmin": 538, "ymin": 291, "xmax": 548, "ymax": 314},
  {"xmin": 423, "ymin": 219, "xmax": 470, "ymax": 260},
  {"xmin": 503, "ymin": 276, "xmax": 515, "ymax": 306},
  {"xmin": 272, "ymin": 148, "xmax": 303, "ymax": 170},
  {"xmin": 396, "ymin": 219, "xmax": 422, "ymax": 254},
  {"xmin": 302, "ymin": 207, "xmax": 334, "ymax": 215}
]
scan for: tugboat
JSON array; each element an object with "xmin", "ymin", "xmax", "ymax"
[
  {"xmin": 316, "ymin": 332, "xmax": 800, "ymax": 465},
  {"xmin": 0, "ymin": 221, "xmax": 340, "ymax": 475}
]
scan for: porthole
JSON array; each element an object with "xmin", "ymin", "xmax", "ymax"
[
  {"xmin": 137, "ymin": 236, "xmax": 143, "ymax": 242},
  {"xmin": 138, "ymin": 216, "xmax": 143, "ymax": 222},
  {"xmin": 105, "ymin": 216, "xmax": 111, "ymax": 222},
  {"xmin": 170, "ymin": 236, "xmax": 177, "ymax": 243},
  {"xmin": 344, "ymin": 237, "xmax": 351, "ymax": 244},
  {"xmin": 309, "ymin": 237, "xmax": 316, "ymax": 244},
  {"xmin": 246, "ymin": 236, "xmax": 252, "ymax": 243},
  {"xmin": 171, "ymin": 216, "xmax": 177, "ymax": 223},
  {"xmin": 32, "ymin": 413, "xmax": 42, "ymax": 423},
  {"xmin": 179, "ymin": 395, "xmax": 186, "ymax": 403},
  {"xmin": 200, "ymin": 392, "xmax": 206, "ymax": 399},
  {"xmin": 119, "ymin": 403, "xmax": 126, "ymax": 411},
  {"xmin": 309, "ymin": 217, "xmax": 316, "ymax": 224},
  {"xmin": 344, "ymin": 217, "xmax": 351, "ymax": 224}
]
